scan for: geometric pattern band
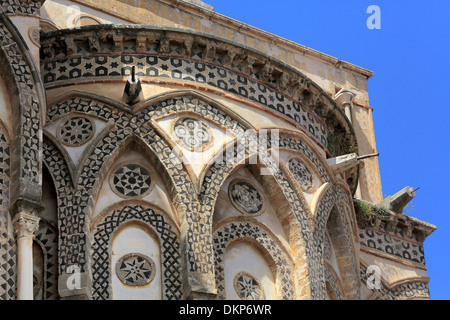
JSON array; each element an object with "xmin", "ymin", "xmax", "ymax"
[
  {"xmin": 42, "ymin": 54, "xmax": 328, "ymax": 148},
  {"xmin": 359, "ymin": 228, "xmax": 425, "ymax": 265}
]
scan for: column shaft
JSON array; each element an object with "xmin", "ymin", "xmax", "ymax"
[
  {"xmin": 12, "ymin": 212, "xmax": 40, "ymax": 300},
  {"xmin": 16, "ymin": 236, "xmax": 34, "ymax": 300}
]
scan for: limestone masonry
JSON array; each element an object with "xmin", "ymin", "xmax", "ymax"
[{"xmin": 0, "ymin": 0, "xmax": 435, "ymax": 300}]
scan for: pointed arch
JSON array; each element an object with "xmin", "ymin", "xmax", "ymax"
[
  {"xmin": 0, "ymin": 119, "xmax": 15, "ymax": 300},
  {"xmin": 199, "ymin": 129, "xmax": 326, "ymax": 298},
  {"xmin": 81, "ymin": 133, "xmax": 186, "ymax": 222},
  {"xmin": 34, "ymin": 220, "xmax": 59, "ymax": 300},
  {"xmin": 46, "ymin": 93, "xmax": 196, "ymax": 206},
  {"xmin": 91, "ymin": 201, "xmax": 182, "ymax": 300},
  {"xmin": 311, "ymin": 182, "xmax": 360, "ymax": 299},
  {"xmin": 44, "ymin": 92, "xmax": 202, "ymax": 297},
  {"xmin": 0, "ymin": 13, "xmax": 45, "ymax": 205},
  {"xmin": 137, "ymin": 91, "xmax": 255, "ymax": 195},
  {"xmin": 212, "ymin": 217, "xmax": 295, "ymax": 300}
]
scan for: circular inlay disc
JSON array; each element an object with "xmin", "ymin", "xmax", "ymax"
[
  {"xmin": 57, "ymin": 116, "xmax": 94, "ymax": 147},
  {"xmin": 115, "ymin": 253, "xmax": 156, "ymax": 287},
  {"xmin": 288, "ymin": 158, "xmax": 313, "ymax": 191},
  {"xmin": 233, "ymin": 272, "xmax": 265, "ymax": 300},
  {"xmin": 111, "ymin": 164, "xmax": 153, "ymax": 198},
  {"xmin": 173, "ymin": 117, "xmax": 212, "ymax": 151},
  {"xmin": 229, "ymin": 181, "xmax": 264, "ymax": 215}
]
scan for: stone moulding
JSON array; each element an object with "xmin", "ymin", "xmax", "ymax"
[
  {"xmin": 0, "ymin": 12, "xmax": 44, "ymax": 206},
  {"xmin": 354, "ymin": 198, "xmax": 436, "ymax": 244},
  {"xmin": 354, "ymin": 198, "xmax": 436, "ymax": 267},
  {"xmin": 360, "ymin": 262, "xmax": 431, "ymax": 300},
  {"xmin": 40, "ymin": 25, "xmax": 357, "ymax": 159}
]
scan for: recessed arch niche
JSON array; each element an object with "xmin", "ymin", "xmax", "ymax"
[
  {"xmin": 111, "ymin": 221, "xmax": 162, "ymax": 300},
  {"xmin": 224, "ymin": 240, "xmax": 277, "ymax": 300}
]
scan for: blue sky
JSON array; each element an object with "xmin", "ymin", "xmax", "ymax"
[{"xmin": 207, "ymin": 0, "xmax": 450, "ymax": 299}]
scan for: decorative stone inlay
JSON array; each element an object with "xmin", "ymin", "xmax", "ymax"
[
  {"xmin": 0, "ymin": 0, "xmax": 42, "ymax": 15},
  {"xmin": 234, "ymin": 272, "xmax": 265, "ymax": 300},
  {"xmin": 288, "ymin": 157, "xmax": 313, "ymax": 191},
  {"xmin": 111, "ymin": 164, "xmax": 153, "ymax": 198},
  {"xmin": 34, "ymin": 224, "xmax": 59, "ymax": 300},
  {"xmin": 172, "ymin": 117, "xmax": 212, "ymax": 151},
  {"xmin": 324, "ymin": 232, "xmax": 332, "ymax": 262},
  {"xmin": 91, "ymin": 204, "xmax": 181, "ymax": 299},
  {"xmin": 28, "ymin": 27, "xmax": 40, "ymax": 47},
  {"xmin": 40, "ymin": 25, "xmax": 362, "ymax": 154},
  {"xmin": 229, "ymin": 181, "xmax": 264, "ymax": 216},
  {"xmin": 57, "ymin": 116, "xmax": 94, "ymax": 147},
  {"xmin": 115, "ymin": 253, "xmax": 156, "ymax": 287},
  {"xmin": 359, "ymin": 228, "xmax": 425, "ymax": 264}
]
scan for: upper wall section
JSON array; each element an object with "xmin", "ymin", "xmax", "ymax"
[
  {"xmin": 41, "ymin": 0, "xmax": 373, "ymax": 106},
  {"xmin": 39, "ymin": 1, "xmax": 382, "ymax": 200},
  {"xmin": 40, "ymin": 25, "xmax": 358, "ymax": 160}
]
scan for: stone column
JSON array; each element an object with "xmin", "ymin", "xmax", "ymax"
[
  {"xmin": 335, "ymin": 89, "xmax": 355, "ymax": 124},
  {"xmin": 334, "ymin": 89, "xmax": 362, "ymax": 199},
  {"xmin": 12, "ymin": 212, "xmax": 40, "ymax": 300}
]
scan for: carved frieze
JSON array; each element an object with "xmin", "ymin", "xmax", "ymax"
[{"xmin": 40, "ymin": 26, "xmax": 357, "ymax": 156}]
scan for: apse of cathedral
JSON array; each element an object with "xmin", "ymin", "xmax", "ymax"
[{"xmin": 0, "ymin": 0, "xmax": 435, "ymax": 300}]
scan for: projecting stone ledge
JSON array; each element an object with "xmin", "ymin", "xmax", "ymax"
[
  {"xmin": 354, "ymin": 198, "xmax": 436, "ymax": 245},
  {"xmin": 181, "ymin": 0, "xmax": 214, "ymax": 11}
]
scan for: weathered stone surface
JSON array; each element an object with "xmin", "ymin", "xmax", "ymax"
[{"xmin": 0, "ymin": 0, "xmax": 436, "ymax": 301}]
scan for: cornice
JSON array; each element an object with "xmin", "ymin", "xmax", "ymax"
[
  {"xmin": 71, "ymin": 0, "xmax": 374, "ymax": 80},
  {"xmin": 40, "ymin": 25, "xmax": 358, "ymax": 159},
  {"xmin": 354, "ymin": 198, "xmax": 436, "ymax": 244}
]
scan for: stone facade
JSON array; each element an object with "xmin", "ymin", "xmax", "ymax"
[{"xmin": 0, "ymin": 0, "xmax": 435, "ymax": 300}]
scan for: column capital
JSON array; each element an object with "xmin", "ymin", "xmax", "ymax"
[
  {"xmin": 334, "ymin": 89, "xmax": 356, "ymax": 107},
  {"xmin": 12, "ymin": 212, "xmax": 40, "ymax": 239}
]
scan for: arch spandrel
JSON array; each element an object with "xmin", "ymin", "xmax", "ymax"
[{"xmin": 89, "ymin": 140, "xmax": 179, "ymax": 228}]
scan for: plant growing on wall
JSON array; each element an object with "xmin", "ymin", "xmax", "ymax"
[
  {"xmin": 353, "ymin": 198, "xmax": 390, "ymax": 228},
  {"xmin": 327, "ymin": 132, "xmax": 358, "ymax": 156}
]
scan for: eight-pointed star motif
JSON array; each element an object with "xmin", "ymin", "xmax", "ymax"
[
  {"xmin": 58, "ymin": 117, "xmax": 94, "ymax": 147},
  {"xmin": 119, "ymin": 256, "xmax": 152, "ymax": 284},
  {"xmin": 113, "ymin": 164, "xmax": 152, "ymax": 197},
  {"xmin": 234, "ymin": 273, "xmax": 264, "ymax": 300},
  {"xmin": 116, "ymin": 254, "xmax": 155, "ymax": 286}
]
